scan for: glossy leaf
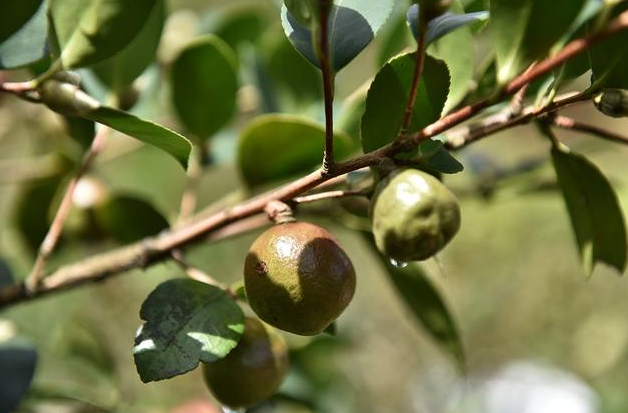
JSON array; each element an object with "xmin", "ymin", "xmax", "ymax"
[
  {"xmin": 92, "ymin": 0, "xmax": 165, "ymax": 91},
  {"xmin": 407, "ymin": 5, "xmax": 488, "ymax": 45},
  {"xmin": 552, "ymin": 146, "xmax": 627, "ymax": 276},
  {"xmin": 48, "ymin": 0, "xmax": 159, "ymax": 68},
  {"xmin": 0, "ymin": 339, "xmax": 38, "ymax": 413},
  {"xmin": 490, "ymin": 0, "xmax": 588, "ymax": 83},
  {"xmin": 238, "ymin": 114, "xmax": 354, "ymax": 188},
  {"xmin": 134, "ymin": 279, "xmax": 244, "ymax": 382},
  {"xmin": 0, "ymin": 0, "xmax": 41, "ymax": 44},
  {"xmin": 0, "ymin": 0, "xmax": 48, "ymax": 69},
  {"xmin": 85, "ymin": 106, "xmax": 192, "ymax": 169},
  {"xmin": 281, "ymin": 0, "xmax": 396, "ymax": 71},
  {"xmin": 377, "ymin": 17, "xmax": 412, "ymax": 68},
  {"xmin": 361, "ymin": 53, "xmax": 450, "ymax": 154},
  {"xmin": 171, "ymin": 35, "xmax": 238, "ymax": 140},
  {"xmin": 95, "ymin": 195, "xmax": 169, "ymax": 243},
  {"xmin": 589, "ymin": 3, "xmax": 628, "ymax": 89},
  {"xmin": 376, "ymin": 254, "xmax": 465, "ymax": 369}
]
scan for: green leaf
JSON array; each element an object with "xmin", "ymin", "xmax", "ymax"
[
  {"xmin": 94, "ymin": 195, "xmax": 169, "ymax": 243},
  {"xmin": 424, "ymin": 147, "xmax": 464, "ymax": 174},
  {"xmin": 376, "ymin": 16, "xmax": 412, "ymax": 68},
  {"xmin": 48, "ymin": 0, "xmax": 159, "ymax": 68},
  {"xmin": 91, "ymin": 0, "xmax": 165, "ymax": 92},
  {"xmin": 238, "ymin": 114, "xmax": 354, "ymax": 188},
  {"xmin": 281, "ymin": 0, "xmax": 396, "ymax": 71},
  {"xmin": 210, "ymin": 5, "xmax": 266, "ymax": 50},
  {"xmin": 134, "ymin": 279, "xmax": 244, "ymax": 383},
  {"xmin": 171, "ymin": 35, "xmax": 238, "ymax": 140},
  {"xmin": 490, "ymin": 0, "xmax": 588, "ymax": 83},
  {"xmin": 407, "ymin": 5, "xmax": 489, "ymax": 44},
  {"xmin": 376, "ymin": 255, "xmax": 465, "ymax": 370},
  {"xmin": 552, "ymin": 146, "xmax": 627, "ymax": 276},
  {"xmin": 0, "ymin": 339, "xmax": 38, "ymax": 413},
  {"xmin": 589, "ymin": 3, "xmax": 628, "ymax": 89},
  {"xmin": 0, "ymin": 0, "xmax": 41, "ymax": 44},
  {"xmin": 361, "ymin": 54, "xmax": 450, "ymax": 154},
  {"xmin": 85, "ymin": 106, "xmax": 192, "ymax": 169},
  {"xmin": 0, "ymin": 0, "xmax": 48, "ymax": 69}
]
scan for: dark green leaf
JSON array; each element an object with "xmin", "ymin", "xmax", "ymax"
[
  {"xmin": 0, "ymin": 0, "xmax": 48, "ymax": 69},
  {"xmin": 281, "ymin": 0, "xmax": 396, "ymax": 71},
  {"xmin": 208, "ymin": 4, "xmax": 267, "ymax": 50},
  {"xmin": 0, "ymin": 0, "xmax": 41, "ymax": 44},
  {"xmin": 407, "ymin": 5, "xmax": 488, "ymax": 44},
  {"xmin": 376, "ymin": 17, "xmax": 412, "ymax": 68},
  {"xmin": 85, "ymin": 106, "xmax": 192, "ymax": 169},
  {"xmin": 424, "ymin": 147, "xmax": 464, "ymax": 174},
  {"xmin": 171, "ymin": 35, "xmax": 238, "ymax": 140},
  {"xmin": 589, "ymin": 3, "xmax": 628, "ymax": 89},
  {"xmin": 376, "ymin": 254, "xmax": 465, "ymax": 369},
  {"xmin": 238, "ymin": 114, "xmax": 354, "ymax": 188},
  {"xmin": 490, "ymin": 0, "xmax": 588, "ymax": 83},
  {"xmin": 0, "ymin": 339, "xmax": 38, "ymax": 413},
  {"xmin": 134, "ymin": 279, "xmax": 244, "ymax": 382},
  {"xmin": 92, "ymin": 0, "xmax": 165, "ymax": 91},
  {"xmin": 94, "ymin": 196, "xmax": 169, "ymax": 243},
  {"xmin": 552, "ymin": 146, "xmax": 627, "ymax": 276},
  {"xmin": 361, "ymin": 54, "xmax": 450, "ymax": 154},
  {"xmin": 62, "ymin": 116, "xmax": 96, "ymax": 149},
  {"xmin": 49, "ymin": 0, "xmax": 159, "ymax": 68}
]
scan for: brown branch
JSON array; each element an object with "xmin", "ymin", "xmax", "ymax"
[
  {"xmin": 2, "ymin": 11, "xmax": 628, "ymax": 309},
  {"xmin": 400, "ymin": 0, "xmax": 428, "ymax": 133},
  {"xmin": 319, "ymin": 2, "xmax": 335, "ymax": 173},
  {"xmin": 552, "ymin": 115, "xmax": 628, "ymax": 145},
  {"xmin": 25, "ymin": 127, "xmax": 109, "ymax": 292}
]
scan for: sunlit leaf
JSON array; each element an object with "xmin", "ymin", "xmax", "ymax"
[{"xmin": 134, "ymin": 279, "xmax": 244, "ymax": 382}]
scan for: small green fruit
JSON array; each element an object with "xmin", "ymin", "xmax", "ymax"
[
  {"xmin": 202, "ymin": 317, "xmax": 289, "ymax": 409},
  {"xmin": 371, "ymin": 168, "xmax": 461, "ymax": 262},
  {"xmin": 594, "ymin": 89, "xmax": 628, "ymax": 118},
  {"xmin": 244, "ymin": 222, "xmax": 356, "ymax": 336}
]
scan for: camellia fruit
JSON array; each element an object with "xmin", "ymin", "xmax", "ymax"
[
  {"xmin": 202, "ymin": 317, "xmax": 289, "ymax": 409},
  {"xmin": 244, "ymin": 222, "xmax": 356, "ymax": 336},
  {"xmin": 371, "ymin": 168, "xmax": 461, "ymax": 262}
]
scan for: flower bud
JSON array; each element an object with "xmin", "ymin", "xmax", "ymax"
[{"xmin": 593, "ymin": 89, "xmax": 628, "ymax": 118}]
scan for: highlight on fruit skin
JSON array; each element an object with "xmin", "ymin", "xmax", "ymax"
[
  {"xmin": 202, "ymin": 317, "xmax": 289, "ymax": 410},
  {"xmin": 370, "ymin": 168, "xmax": 461, "ymax": 262},
  {"xmin": 244, "ymin": 221, "xmax": 356, "ymax": 336}
]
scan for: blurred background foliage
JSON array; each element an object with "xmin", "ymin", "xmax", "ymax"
[{"xmin": 1, "ymin": 0, "xmax": 628, "ymax": 412}]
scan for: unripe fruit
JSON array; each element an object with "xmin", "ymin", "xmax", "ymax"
[
  {"xmin": 593, "ymin": 89, "xmax": 628, "ymax": 118},
  {"xmin": 202, "ymin": 317, "xmax": 289, "ymax": 409},
  {"xmin": 371, "ymin": 168, "xmax": 461, "ymax": 262},
  {"xmin": 244, "ymin": 222, "xmax": 356, "ymax": 336}
]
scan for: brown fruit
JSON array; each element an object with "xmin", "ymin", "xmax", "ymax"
[
  {"xmin": 244, "ymin": 222, "xmax": 356, "ymax": 335},
  {"xmin": 202, "ymin": 317, "xmax": 289, "ymax": 409}
]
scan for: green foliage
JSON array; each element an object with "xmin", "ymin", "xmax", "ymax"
[
  {"xmin": 0, "ymin": 0, "xmax": 48, "ymax": 69},
  {"xmin": 552, "ymin": 146, "xmax": 628, "ymax": 276},
  {"xmin": 48, "ymin": 0, "xmax": 159, "ymax": 69},
  {"xmin": 282, "ymin": 0, "xmax": 396, "ymax": 71},
  {"xmin": 171, "ymin": 35, "xmax": 238, "ymax": 140},
  {"xmin": 490, "ymin": 0, "xmax": 588, "ymax": 83},
  {"xmin": 361, "ymin": 53, "xmax": 450, "ymax": 154},
  {"xmin": 589, "ymin": 4, "xmax": 628, "ymax": 89},
  {"xmin": 134, "ymin": 279, "xmax": 245, "ymax": 383},
  {"xmin": 238, "ymin": 114, "xmax": 353, "ymax": 188}
]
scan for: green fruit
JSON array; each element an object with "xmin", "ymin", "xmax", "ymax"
[
  {"xmin": 202, "ymin": 317, "xmax": 289, "ymax": 409},
  {"xmin": 244, "ymin": 222, "xmax": 356, "ymax": 336},
  {"xmin": 593, "ymin": 89, "xmax": 628, "ymax": 118},
  {"xmin": 371, "ymin": 168, "xmax": 461, "ymax": 262}
]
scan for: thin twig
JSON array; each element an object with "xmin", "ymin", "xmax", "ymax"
[
  {"xmin": 177, "ymin": 145, "xmax": 203, "ymax": 224},
  {"xmin": 400, "ymin": 0, "xmax": 428, "ymax": 133},
  {"xmin": 2, "ymin": 11, "xmax": 628, "ymax": 308},
  {"xmin": 293, "ymin": 189, "xmax": 367, "ymax": 204},
  {"xmin": 170, "ymin": 250, "xmax": 224, "ymax": 287},
  {"xmin": 552, "ymin": 115, "xmax": 628, "ymax": 146},
  {"xmin": 319, "ymin": 1, "xmax": 335, "ymax": 173},
  {"xmin": 25, "ymin": 127, "xmax": 110, "ymax": 292}
]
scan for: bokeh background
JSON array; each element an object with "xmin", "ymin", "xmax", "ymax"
[{"xmin": 1, "ymin": 0, "xmax": 628, "ymax": 412}]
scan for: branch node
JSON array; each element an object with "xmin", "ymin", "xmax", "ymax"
[{"xmin": 264, "ymin": 201, "xmax": 295, "ymax": 224}]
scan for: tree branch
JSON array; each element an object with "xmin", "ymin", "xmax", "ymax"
[
  {"xmin": 2, "ymin": 10, "xmax": 628, "ymax": 309},
  {"xmin": 318, "ymin": 1, "xmax": 335, "ymax": 173},
  {"xmin": 552, "ymin": 115, "xmax": 628, "ymax": 145}
]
